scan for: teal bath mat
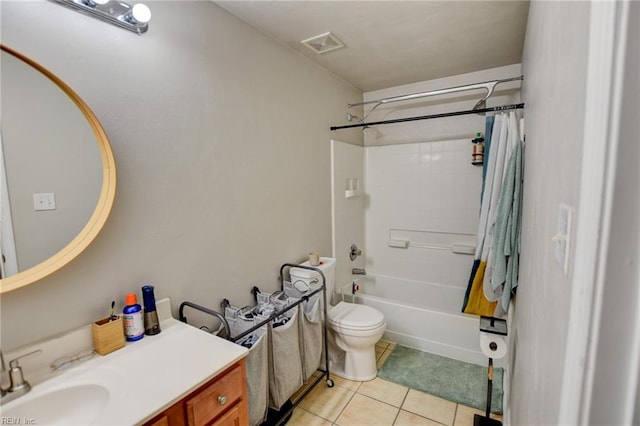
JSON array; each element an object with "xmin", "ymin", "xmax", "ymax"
[{"xmin": 377, "ymin": 345, "xmax": 503, "ymax": 413}]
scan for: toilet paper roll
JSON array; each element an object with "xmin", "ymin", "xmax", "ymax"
[{"xmin": 480, "ymin": 333, "xmax": 507, "ymax": 360}]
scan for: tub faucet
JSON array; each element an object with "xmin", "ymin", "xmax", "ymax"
[{"xmin": 352, "ymin": 268, "xmax": 366, "ymax": 275}]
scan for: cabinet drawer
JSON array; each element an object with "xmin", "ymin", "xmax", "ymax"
[{"xmin": 186, "ymin": 365, "xmax": 244, "ymax": 426}]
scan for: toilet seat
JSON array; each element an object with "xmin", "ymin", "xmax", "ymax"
[{"xmin": 328, "ymin": 302, "xmax": 385, "ymax": 331}]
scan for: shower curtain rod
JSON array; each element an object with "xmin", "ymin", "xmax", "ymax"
[
  {"xmin": 348, "ymin": 75, "xmax": 524, "ymax": 109},
  {"xmin": 329, "ymin": 103, "xmax": 525, "ymax": 131},
  {"xmin": 342, "ymin": 75, "xmax": 524, "ymax": 126}
]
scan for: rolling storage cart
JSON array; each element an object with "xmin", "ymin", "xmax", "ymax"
[{"xmin": 179, "ymin": 263, "xmax": 334, "ymax": 426}]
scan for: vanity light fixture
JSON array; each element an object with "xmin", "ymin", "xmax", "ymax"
[{"xmin": 53, "ymin": 0, "xmax": 151, "ymax": 34}]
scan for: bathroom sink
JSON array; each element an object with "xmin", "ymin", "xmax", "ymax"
[{"xmin": 2, "ymin": 383, "xmax": 110, "ymax": 425}]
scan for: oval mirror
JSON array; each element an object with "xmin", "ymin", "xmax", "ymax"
[{"xmin": 0, "ymin": 45, "xmax": 116, "ymax": 293}]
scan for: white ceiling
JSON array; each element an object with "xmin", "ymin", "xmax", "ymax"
[{"xmin": 215, "ymin": 1, "xmax": 530, "ymax": 92}]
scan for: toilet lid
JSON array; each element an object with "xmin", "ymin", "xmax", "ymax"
[{"xmin": 329, "ymin": 302, "xmax": 385, "ymax": 330}]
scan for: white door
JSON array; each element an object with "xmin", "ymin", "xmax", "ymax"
[{"xmin": 0, "ymin": 131, "xmax": 19, "ymax": 278}]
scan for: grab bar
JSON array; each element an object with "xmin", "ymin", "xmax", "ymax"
[{"xmin": 388, "ymin": 240, "xmax": 476, "ymax": 254}]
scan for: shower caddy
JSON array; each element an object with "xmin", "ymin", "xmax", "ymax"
[{"xmin": 178, "ymin": 262, "xmax": 334, "ymax": 426}]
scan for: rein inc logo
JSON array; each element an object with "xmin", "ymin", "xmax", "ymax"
[{"xmin": 1, "ymin": 418, "xmax": 35, "ymax": 425}]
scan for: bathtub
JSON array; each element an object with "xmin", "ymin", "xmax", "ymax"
[{"xmin": 348, "ymin": 273, "xmax": 502, "ymax": 367}]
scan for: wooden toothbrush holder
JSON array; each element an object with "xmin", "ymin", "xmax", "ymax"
[{"xmin": 92, "ymin": 316, "xmax": 125, "ymax": 355}]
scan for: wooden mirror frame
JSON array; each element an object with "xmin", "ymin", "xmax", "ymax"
[{"xmin": 0, "ymin": 45, "xmax": 116, "ymax": 293}]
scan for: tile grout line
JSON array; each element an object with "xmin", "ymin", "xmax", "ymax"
[
  {"xmin": 298, "ymin": 406, "xmax": 333, "ymax": 424},
  {"xmin": 356, "ymin": 389, "xmax": 408, "ymax": 408},
  {"xmin": 297, "ymin": 379, "xmax": 357, "ymax": 424},
  {"xmin": 398, "ymin": 387, "xmax": 410, "ymax": 410},
  {"xmin": 399, "ymin": 392, "xmax": 452, "ymax": 426},
  {"xmin": 342, "ymin": 393, "xmax": 402, "ymax": 426},
  {"xmin": 453, "ymin": 403, "xmax": 460, "ymax": 426},
  {"xmin": 331, "ymin": 386, "xmax": 358, "ymax": 425},
  {"xmin": 391, "ymin": 387, "xmax": 411, "ymax": 425}
]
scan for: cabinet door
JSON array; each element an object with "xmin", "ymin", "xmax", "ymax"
[
  {"xmin": 186, "ymin": 365, "xmax": 244, "ymax": 426},
  {"xmin": 210, "ymin": 405, "xmax": 241, "ymax": 426},
  {"xmin": 146, "ymin": 402, "xmax": 186, "ymax": 426}
]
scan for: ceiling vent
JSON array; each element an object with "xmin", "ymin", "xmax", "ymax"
[{"xmin": 301, "ymin": 32, "xmax": 345, "ymax": 54}]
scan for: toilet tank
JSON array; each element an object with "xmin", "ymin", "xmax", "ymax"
[{"xmin": 289, "ymin": 257, "xmax": 336, "ymax": 298}]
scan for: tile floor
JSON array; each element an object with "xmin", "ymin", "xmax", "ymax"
[{"xmin": 288, "ymin": 340, "xmax": 503, "ymax": 426}]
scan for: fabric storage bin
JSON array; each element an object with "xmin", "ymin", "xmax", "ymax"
[
  {"xmin": 283, "ymin": 280, "xmax": 322, "ymax": 306},
  {"xmin": 266, "ymin": 303, "xmax": 303, "ymax": 410},
  {"xmin": 284, "ymin": 281, "xmax": 324, "ymax": 382},
  {"xmin": 226, "ymin": 307, "xmax": 269, "ymax": 426},
  {"xmin": 299, "ymin": 297, "xmax": 323, "ymax": 382}
]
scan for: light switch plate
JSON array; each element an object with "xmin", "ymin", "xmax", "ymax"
[
  {"xmin": 553, "ymin": 204, "xmax": 573, "ymax": 276},
  {"xmin": 33, "ymin": 192, "xmax": 56, "ymax": 211}
]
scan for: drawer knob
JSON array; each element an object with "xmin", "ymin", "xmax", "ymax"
[{"xmin": 218, "ymin": 395, "xmax": 228, "ymax": 406}]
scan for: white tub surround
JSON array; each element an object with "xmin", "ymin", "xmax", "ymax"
[
  {"xmin": 354, "ymin": 274, "xmax": 506, "ymax": 367},
  {"xmin": 1, "ymin": 299, "xmax": 248, "ymax": 425}
]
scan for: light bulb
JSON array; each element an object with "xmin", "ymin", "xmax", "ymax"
[
  {"xmin": 83, "ymin": 0, "xmax": 109, "ymax": 6},
  {"xmin": 131, "ymin": 4, "xmax": 151, "ymax": 23}
]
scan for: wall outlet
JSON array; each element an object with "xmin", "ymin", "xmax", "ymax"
[{"xmin": 33, "ymin": 192, "xmax": 56, "ymax": 211}]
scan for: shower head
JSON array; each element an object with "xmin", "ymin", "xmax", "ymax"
[
  {"xmin": 347, "ymin": 113, "xmax": 361, "ymax": 123},
  {"xmin": 347, "ymin": 113, "xmax": 369, "ymax": 131}
]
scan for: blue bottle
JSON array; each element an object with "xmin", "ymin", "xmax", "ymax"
[
  {"xmin": 123, "ymin": 293, "xmax": 144, "ymax": 341},
  {"xmin": 142, "ymin": 285, "xmax": 161, "ymax": 335}
]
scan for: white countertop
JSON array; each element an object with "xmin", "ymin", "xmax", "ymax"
[{"xmin": 0, "ymin": 317, "xmax": 248, "ymax": 425}]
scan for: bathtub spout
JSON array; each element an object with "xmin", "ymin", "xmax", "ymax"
[{"xmin": 352, "ymin": 268, "xmax": 366, "ymax": 275}]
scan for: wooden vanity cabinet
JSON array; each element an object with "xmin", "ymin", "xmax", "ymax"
[{"xmin": 144, "ymin": 359, "xmax": 248, "ymax": 426}]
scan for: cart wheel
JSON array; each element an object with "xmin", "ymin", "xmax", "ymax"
[{"xmin": 326, "ymin": 378, "xmax": 334, "ymax": 388}]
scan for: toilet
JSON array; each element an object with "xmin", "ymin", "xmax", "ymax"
[{"xmin": 290, "ymin": 257, "xmax": 385, "ymax": 381}]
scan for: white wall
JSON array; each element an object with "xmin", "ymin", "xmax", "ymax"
[
  {"xmin": 331, "ymin": 140, "xmax": 365, "ymax": 295},
  {"xmin": 0, "ymin": 1, "xmax": 362, "ymax": 350},
  {"xmin": 509, "ymin": 1, "xmax": 590, "ymax": 424}
]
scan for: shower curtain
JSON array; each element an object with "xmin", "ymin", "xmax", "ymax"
[{"xmin": 462, "ymin": 111, "xmax": 524, "ymax": 316}]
